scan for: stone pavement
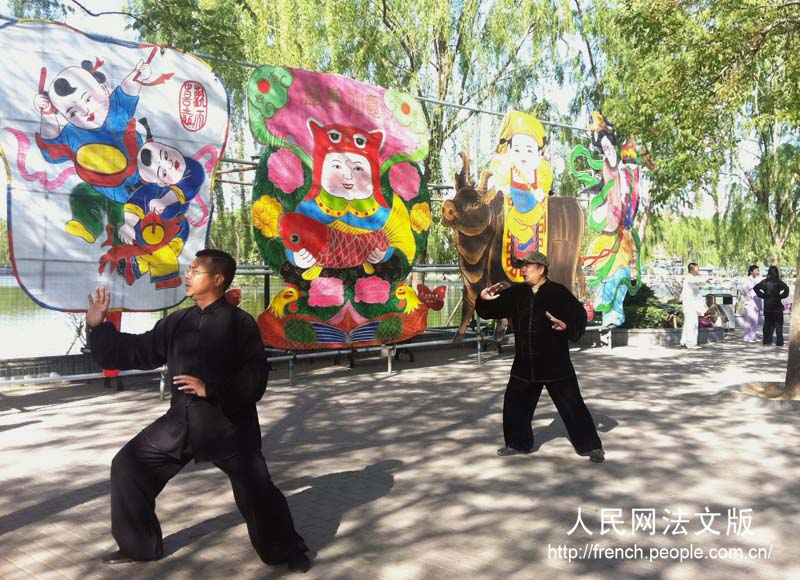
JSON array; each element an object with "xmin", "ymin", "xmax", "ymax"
[{"xmin": 1, "ymin": 334, "xmax": 799, "ymax": 580}]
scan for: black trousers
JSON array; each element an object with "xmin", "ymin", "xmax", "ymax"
[
  {"xmin": 503, "ymin": 375, "xmax": 602, "ymax": 454},
  {"xmin": 109, "ymin": 428, "xmax": 306, "ymax": 563},
  {"xmin": 762, "ymin": 311, "xmax": 785, "ymax": 346}
]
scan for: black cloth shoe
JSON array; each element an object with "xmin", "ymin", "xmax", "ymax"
[
  {"xmin": 496, "ymin": 446, "xmax": 530, "ymax": 457},
  {"xmin": 101, "ymin": 550, "xmax": 158, "ymax": 564},
  {"xmin": 287, "ymin": 552, "xmax": 312, "ymax": 573},
  {"xmin": 578, "ymin": 449, "xmax": 605, "ymax": 463}
]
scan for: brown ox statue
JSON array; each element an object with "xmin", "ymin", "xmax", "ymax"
[{"xmin": 442, "ymin": 151, "xmax": 585, "ymax": 341}]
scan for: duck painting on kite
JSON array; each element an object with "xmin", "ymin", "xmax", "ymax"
[
  {"xmin": 0, "ymin": 20, "xmax": 229, "ymax": 312},
  {"xmin": 248, "ymin": 66, "xmax": 440, "ymax": 349}
]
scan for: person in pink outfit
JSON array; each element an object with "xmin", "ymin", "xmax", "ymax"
[{"xmin": 740, "ymin": 265, "xmax": 761, "ymax": 342}]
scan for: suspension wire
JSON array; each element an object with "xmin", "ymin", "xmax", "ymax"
[{"xmin": 0, "ymin": 12, "xmax": 588, "ymax": 133}]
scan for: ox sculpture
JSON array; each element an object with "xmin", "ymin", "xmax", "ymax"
[{"xmin": 442, "ymin": 152, "xmax": 585, "ymax": 342}]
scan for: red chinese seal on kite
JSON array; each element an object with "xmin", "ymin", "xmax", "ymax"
[{"xmin": 179, "ymin": 81, "xmax": 208, "ymax": 132}]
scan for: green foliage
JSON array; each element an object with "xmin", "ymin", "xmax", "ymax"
[
  {"xmin": 593, "ymin": 2, "xmax": 731, "ymax": 198},
  {"xmin": 0, "ymin": 286, "xmax": 41, "ymax": 315},
  {"xmin": 562, "ymin": 0, "xmax": 800, "ymax": 278},
  {"xmin": 426, "ymin": 213, "xmax": 459, "ymax": 263},
  {"xmin": 6, "ymin": 0, "xmax": 72, "ymax": 18},
  {"xmin": 207, "ymin": 182, "xmax": 261, "ymax": 264},
  {"xmin": 125, "ymin": 0, "xmax": 251, "ymax": 102},
  {"xmin": 646, "ymin": 208, "xmax": 800, "ymax": 270},
  {"xmin": 600, "ymin": 1, "xmax": 800, "ymax": 254},
  {"xmin": 128, "ymin": 0, "xmax": 574, "ymax": 183},
  {"xmin": 622, "ymin": 282, "xmax": 656, "ymax": 307},
  {"xmin": 620, "ymin": 283, "xmax": 675, "ymax": 328},
  {"xmin": 647, "ymin": 214, "xmax": 721, "ymax": 267},
  {"xmin": 552, "ymin": 160, "xmax": 584, "ymax": 198},
  {"xmin": 622, "ymin": 305, "xmax": 675, "ymax": 329}
]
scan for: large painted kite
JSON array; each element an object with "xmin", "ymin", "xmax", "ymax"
[
  {"xmin": 487, "ymin": 111, "xmax": 554, "ymax": 282},
  {"xmin": 443, "ymin": 111, "xmax": 584, "ymax": 338},
  {"xmin": 569, "ymin": 112, "xmax": 653, "ymax": 327},
  {"xmin": 0, "ymin": 20, "xmax": 229, "ymax": 311},
  {"xmin": 248, "ymin": 66, "xmax": 440, "ymax": 349}
]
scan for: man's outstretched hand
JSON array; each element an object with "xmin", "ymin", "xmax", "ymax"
[
  {"xmin": 480, "ymin": 282, "xmax": 509, "ymax": 301},
  {"xmin": 86, "ymin": 286, "xmax": 110, "ymax": 329}
]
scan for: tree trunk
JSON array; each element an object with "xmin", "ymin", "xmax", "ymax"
[{"xmin": 783, "ymin": 248, "xmax": 800, "ymax": 397}]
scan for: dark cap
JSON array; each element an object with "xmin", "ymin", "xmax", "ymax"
[{"xmin": 521, "ymin": 250, "xmax": 549, "ymax": 268}]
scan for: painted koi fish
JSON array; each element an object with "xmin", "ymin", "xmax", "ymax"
[{"xmin": 279, "ymin": 212, "xmax": 389, "ymax": 279}]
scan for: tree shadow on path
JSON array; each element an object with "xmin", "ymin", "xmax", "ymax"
[
  {"xmin": 161, "ymin": 459, "xmax": 402, "ymax": 559},
  {"xmin": 530, "ymin": 412, "xmax": 618, "ymax": 453}
]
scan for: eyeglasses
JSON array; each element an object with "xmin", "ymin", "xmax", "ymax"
[{"xmin": 185, "ymin": 266, "xmax": 211, "ymax": 277}]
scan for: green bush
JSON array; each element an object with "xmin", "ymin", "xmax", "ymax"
[
  {"xmin": 622, "ymin": 282, "xmax": 657, "ymax": 307},
  {"xmin": 618, "ymin": 283, "xmax": 681, "ymax": 328},
  {"xmin": 622, "ymin": 305, "xmax": 677, "ymax": 329}
]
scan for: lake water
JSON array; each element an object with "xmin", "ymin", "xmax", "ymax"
[
  {"xmin": 0, "ymin": 272, "xmax": 467, "ymax": 359},
  {"xmin": 0, "ymin": 301, "xmax": 164, "ymax": 359}
]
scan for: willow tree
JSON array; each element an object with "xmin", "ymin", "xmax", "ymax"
[
  {"xmin": 124, "ymin": 0, "xmax": 577, "ymax": 272},
  {"xmin": 610, "ymin": 0, "xmax": 800, "ymax": 395},
  {"xmin": 561, "ymin": 0, "xmax": 686, "ymax": 251},
  {"xmin": 125, "ymin": 0, "xmax": 574, "ymax": 183}
]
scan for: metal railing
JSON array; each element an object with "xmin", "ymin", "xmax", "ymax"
[{"xmin": 0, "ymin": 264, "xmax": 490, "ymax": 386}]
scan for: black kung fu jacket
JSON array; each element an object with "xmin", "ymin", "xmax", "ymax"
[
  {"xmin": 89, "ymin": 296, "xmax": 268, "ymax": 462},
  {"xmin": 475, "ymin": 280, "xmax": 587, "ymax": 382}
]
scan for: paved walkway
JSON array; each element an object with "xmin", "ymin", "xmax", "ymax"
[{"xmin": 1, "ymin": 334, "xmax": 798, "ymax": 580}]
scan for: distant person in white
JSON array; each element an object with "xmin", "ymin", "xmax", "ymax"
[
  {"xmin": 680, "ymin": 262, "xmax": 705, "ymax": 348},
  {"xmin": 740, "ymin": 264, "xmax": 761, "ymax": 342}
]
